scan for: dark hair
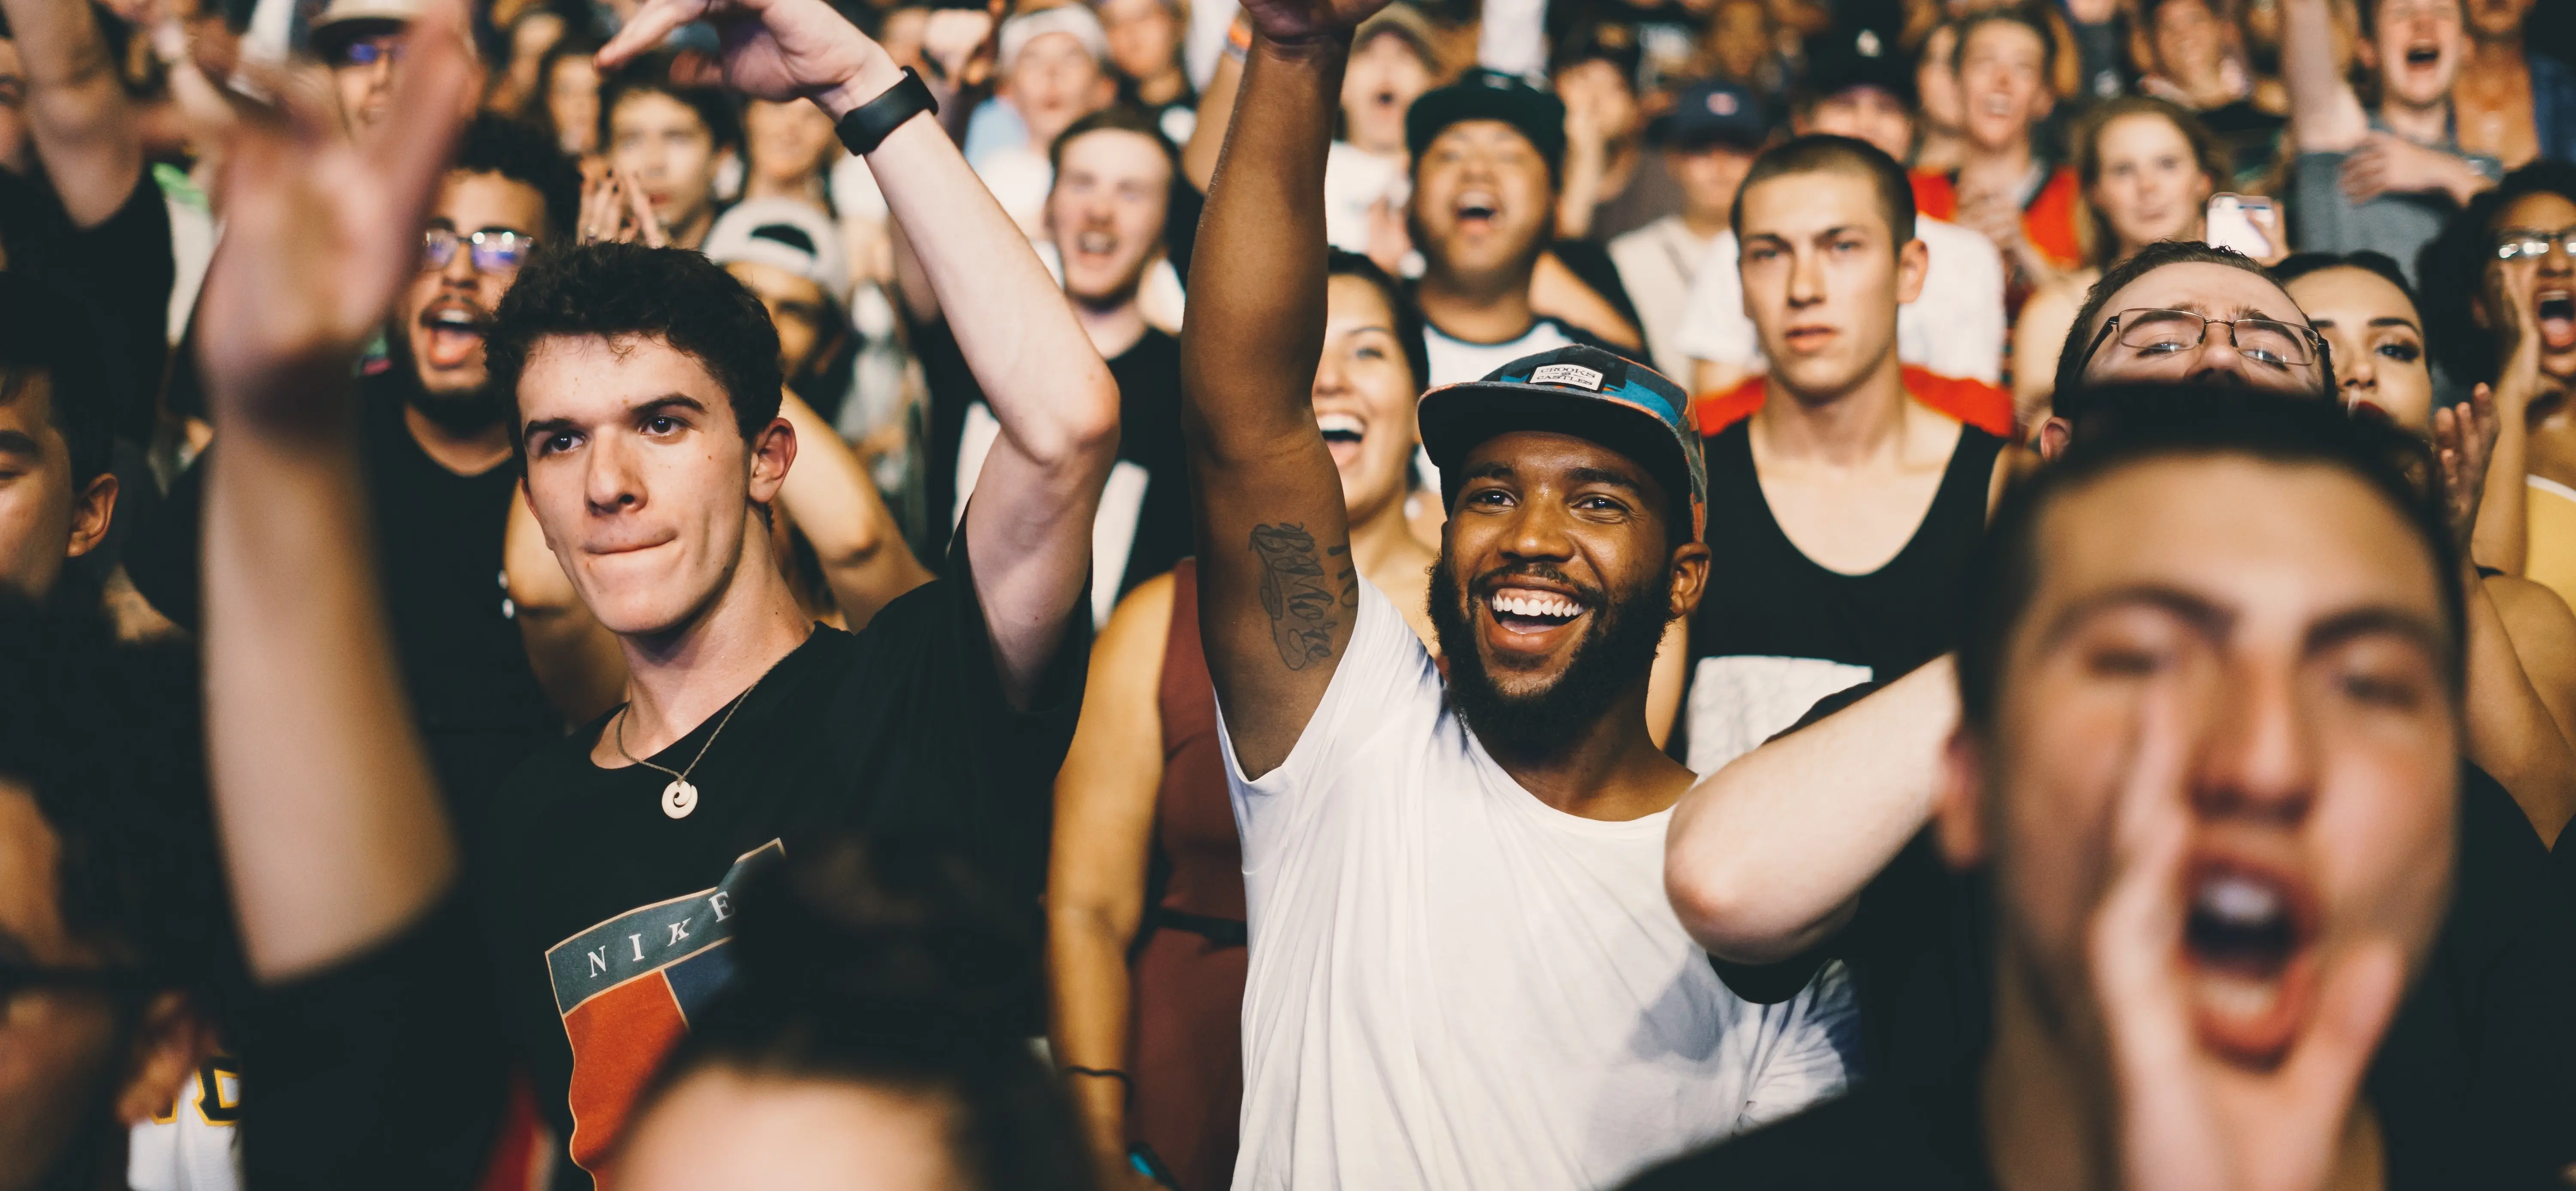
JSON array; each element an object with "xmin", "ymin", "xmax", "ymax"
[
  {"xmin": 1956, "ymin": 385, "xmax": 2465, "ymax": 727},
  {"xmin": 0, "ymin": 593, "xmax": 243, "ymax": 1030},
  {"xmin": 598, "ymin": 52, "xmax": 742, "ymax": 153},
  {"xmin": 1731, "ymin": 133, "xmax": 1917, "ymax": 249},
  {"xmin": 2417, "ymin": 161, "xmax": 2576, "ymax": 386},
  {"xmin": 631, "ymin": 835, "xmax": 1094, "ymax": 1191},
  {"xmin": 1046, "ymin": 104, "xmax": 1180, "ymax": 183},
  {"xmin": 453, "ymin": 112, "xmax": 583, "ymax": 239},
  {"xmin": 2273, "ymin": 249, "xmax": 2418, "ymax": 306},
  {"xmin": 1952, "ymin": 7, "xmax": 2058, "ymax": 82},
  {"xmin": 531, "ymin": 33, "xmax": 604, "ymax": 142},
  {"xmin": 2070, "ymin": 96, "xmax": 2226, "ymax": 270},
  {"xmin": 486, "ymin": 242, "xmax": 785, "ymax": 455},
  {"xmin": 0, "ymin": 273, "xmax": 112, "ymax": 488},
  {"xmin": 1325, "ymin": 249, "xmax": 1431, "ymax": 397},
  {"xmin": 2052, "ymin": 239, "xmax": 2328, "ymax": 399}
]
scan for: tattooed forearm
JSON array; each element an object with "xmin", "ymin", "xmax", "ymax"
[{"xmin": 1249, "ymin": 523, "xmax": 1349, "ymax": 669}]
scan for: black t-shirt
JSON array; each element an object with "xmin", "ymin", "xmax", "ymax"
[
  {"xmin": 0, "ymin": 167, "xmax": 175, "ymax": 446},
  {"xmin": 474, "ymin": 533, "xmax": 1086, "ymax": 1189},
  {"xmin": 1699, "ymin": 751, "xmax": 2576, "ymax": 1187},
  {"xmin": 125, "ymin": 372, "xmax": 562, "ymax": 824},
  {"xmin": 916, "ymin": 321, "xmax": 1194, "ymax": 598}
]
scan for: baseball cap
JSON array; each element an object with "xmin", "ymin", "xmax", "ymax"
[
  {"xmin": 704, "ymin": 199, "xmax": 851, "ymax": 306},
  {"xmin": 1406, "ymin": 68, "xmax": 1569, "ymax": 180},
  {"xmin": 309, "ymin": 0, "xmax": 416, "ymax": 48},
  {"xmin": 999, "ymin": 5, "xmax": 1110, "ymax": 74},
  {"xmin": 1651, "ymin": 79, "xmax": 1769, "ymax": 151},
  {"xmin": 1354, "ymin": 3, "xmax": 1442, "ymax": 74},
  {"xmin": 1802, "ymin": 24, "xmax": 1915, "ymax": 109},
  {"xmin": 1416, "ymin": 345, "xmax": 1707, "ymax": 541}
]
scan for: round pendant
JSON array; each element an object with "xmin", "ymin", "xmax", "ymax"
[{"xmin": 661, "ymin": 779, "xmax": 699, "ymax": 819}]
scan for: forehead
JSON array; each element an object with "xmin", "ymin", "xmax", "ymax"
[
  {"xmin": 2154, "ymin": 0, "xmax": 2215, "ymax": 24},
  {"xmin": 1018, "ymin": 31, "xmax": 1098, "ymax": 67},
  {"xmin": 611, "ymin": 90, "xmax": 709, "ymax": 133},
  {"xmin": 0, "ymin": 370, "xmax": 57, "ymax": 436},
  {"xmin": 1058, "ymin": 128, "xmax": 1172, "ymax": 182},
  {"xmin": 2029, "ymin": 455, "xmax": 2441, "ymax": 633},
  {"xmin": 2494, "ymin": 190, "xmax": 2576, "ymax": 230},
  {"xmin": 1739, "ymin": 166, "xmax": 1889, "ymax": 237},
  {"xmin": 2284, "ymin": 266, "xmax": 2415, "ymax": 324},
  {"xmin": 1962, "ymin": 20, "xmax": 2046, "ymax": 61},
  {"xmin": 2098, "ymin": 111, "xmax": 2191, "ymax": 155},
  {"xmin": 1461, "ymin": 429, "xmax": 1665, "ymax": 497},
  {"xmin": 438, "ymin": 169, "xmax": 547, "ymax": 230},
  {"xmin": 2095, "ymin": 261, "xmax": 2306, "ymax": 328},
  {"xmin": 1427, "ymin": 119, "xmax": 1540, "ymax": 158},
  {"xmin": 519, "ymin": 333, "xmax": 732, "ymax": 420},
  {"xmin": 1325, "ymin": 272, "xmax": 1398, "ymax": 327}
]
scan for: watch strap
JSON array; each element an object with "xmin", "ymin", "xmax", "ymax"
[{"xmin": 834, "ymin": 67, "xmax": 938, "ymax": 157}]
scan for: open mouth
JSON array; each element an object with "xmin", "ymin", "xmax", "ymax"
[
  {"xmin": 1373, "ymin": 87, "xmax": 1399, "ymax": 110},
  {"xmin": 2404, "ymin": 43, "xmax": 2440, "ymax": 67},
  {"xmin": 419, "ymin": 302, "xmax": 488, "ymax": 370},
  {"xmin": 1455, "ymin": 191, "xmax": 1501, "ymax": 231},
  {"xmin": 1318, "ymin": 411, "xmax": 1367, "ymax": 467},
  {"xmin": 1484, "ymin": 585, "xmax": 1589, "ymax": 639},
  {"xmin": 2181, "ymin": 861, "xmax": 2319, "ymax": 1067},
  {"xmin": 1073, "ymin": 229, "xmax": 1117, "ymax": 256},
  {"xmin": 2539, "ymin": 290, "xmax": 2575, "ymax": 351}
]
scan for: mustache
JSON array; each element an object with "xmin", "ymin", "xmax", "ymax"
[{"xmin": 1468, "ymin": 563, "xmax": 1605, "ymax": 605}]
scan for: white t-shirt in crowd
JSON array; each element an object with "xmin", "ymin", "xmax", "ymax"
[
  {"xmin": 1606, "ymin": 214, "xmax": 1717, "ymax": 383},
  {"xmin": 1219, "ymin": 581, "xmax": 1859, "ymax": 1191},
  {"xmin": 1323, "ymin": 140, "xmax": 1409, "ymax": 259},
  {"xmin": 1416, "ymin": 317, "xmax": 1584, "ymax": 491},
  {"xmin": 1671, "ymin": 216, "xmax": 2006, "ymax": 383}
]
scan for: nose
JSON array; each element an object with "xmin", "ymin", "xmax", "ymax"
[
  {"xmin": 2193, "ymin": 655, "xmax": 2318, "ymax": 825},
  {"xmin": 2180, "ymin": 330, "xmax": 2268, "ymax": 388},
  {"xmin": 1498, "ymin": 491, "xmax": 1577, "ymax": 566},
  {"xmin": 2338, "ymin": 340, "xmax": 2376, "ymax": 394},
  {"xmin": 2540, "ymin": 239, "xmax": 2574, "ymax": 276},
  {"xmin": 585, "ymin": 433, "xmax": 646, "ymax": 517},
  {"xmin": 439, "ymin": 241, "xmax": 480, "ymax": 284},
  {"xmin": 1787, "ymin": 244, "xmax": 1827, "ymax": 309}
]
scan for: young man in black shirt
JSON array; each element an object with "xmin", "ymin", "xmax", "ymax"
[{"xmin": 1636, "ymin": 396, "xmax": 2521, "ymax": 1190}]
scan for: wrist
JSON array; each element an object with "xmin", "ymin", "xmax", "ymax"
[
  {"xmin": 812, "ymin": 51, "xmax": 908, "ymax": 121},
  {"xmin": 1254, "ymin": 27, "xmax": 1355, "ymax": 65}
]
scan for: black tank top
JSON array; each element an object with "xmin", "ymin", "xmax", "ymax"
[{"xmin": 1676, "ymin": 417, "xmax": 2004, "ymax": 773}]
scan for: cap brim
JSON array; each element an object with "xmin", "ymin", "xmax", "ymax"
[{"xmin": 1418, "ymin": 382, "xmax": 1703, "ymax": 538}]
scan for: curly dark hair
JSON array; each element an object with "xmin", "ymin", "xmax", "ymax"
[
  {"xmin": 2416, "ymin": 161, "xmax": 2576, "ymax": 387},
  {"xmin": 453, "ymin": 112, "xmax": 583, "ymax": 239},
  {"xmin": 485, "ymin": 242, "xmax": 785, "ymax": 455}
]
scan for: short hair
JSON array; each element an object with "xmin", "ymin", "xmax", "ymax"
[
  {"xmin": 1046, "ymin": 104, "xmax": 1179, "ymax": 184},
  {"xmin": 1952, "ymin": 7, "xmax": 2058, "ymax": 81},
  {"xmin": 2417, "ymin": 161, "xmax": 2576, "ymax": 386},
  {"xmin": 0, "ymin": 273, "xmax": 112, "ymax": 488},
  {"xmin": 2051, "ymin": 239, "xmax": 2329, "ymax": 400},
  {"xmin": 1326, "ymin": 248, "xmax": 1431, "ymax": 397},
  {"xmin": 1956, "ymin": 386, "xmax": 2464, "ymax": 728},
  {"xmin": 598, "ymin": 52, "xmax": 742, "ymax": 153},
  {"xmin": 486, "ymin": 242, "xmax": 785, "ymax": 457},
  {"xmin": 453, "ymin": 112, "xmax": 583, "ymax": 239},
  {"xmin": 632, "ymin": 835, "xmax": 1091, "ymax": 1191},
  {"xmin": 2070, "ymin": 97, "xmax": 2227, "ymax": 270},
  {"xmin": 0, "ymin": 593, "xmax": 243, "ymax": 1031},
  {"xmin": 1730, "ymin": 133, "xmax": 1918, "ymax": 250},
  {"xmin": 2273, "ymin": 250, "xmax": 2418, "ymax": 307}
]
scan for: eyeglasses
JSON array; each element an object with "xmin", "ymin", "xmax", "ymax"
[
  {"xmin": 330, "ymin": 36, "xmax": 404, "ymax": 68},
  {"xmin": 423, "ymin": 227, "xmax": 538, "ymax": 274},
  {"xmin": 2078, "ymin": 307, "xmax": 2325, "ymax": 374},
  {"xmin": 2493, "ymin": 226, "xmax": 2576, "ymax": 261}
]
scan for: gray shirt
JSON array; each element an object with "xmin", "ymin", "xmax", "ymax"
[{"xmin": 2289, "ymin": 120, "xmax": 2501, "ymax": 282}]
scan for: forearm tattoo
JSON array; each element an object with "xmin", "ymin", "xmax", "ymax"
[{"xmin": 1249, "ymin": 523, "xmax": 1352, "ymax": 669}]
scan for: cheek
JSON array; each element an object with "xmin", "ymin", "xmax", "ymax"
[{"xmin": 2311, "ymin": 744, "xmax": 2455, "ymax": 948}]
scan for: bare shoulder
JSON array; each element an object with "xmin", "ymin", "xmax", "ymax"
[
  {"xmin": 1097, "ymin": 570, "xmax": 1180, "ymax": 668},
  {"xmin": 2488, "ymin": 573, "xmax": 2576, "ymax": 644}
]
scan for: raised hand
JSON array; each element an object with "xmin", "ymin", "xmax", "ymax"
[
  {"xmin": 2431, "ymin": 384, "xmax": 2501, "ymax": 556},
  {"xmin": 598, "ymin": 0, "xmax": 895, "ymax": 117},
  {"xmin": 2090, "ymin": 680, "xmax": 2404, "ymax": 1191},
  {"xmin": 1234, "ymin": 0, "xmax": 1396, "ymax": 45},
  {"xmin": 577, "ymin": 162, "xmax": 671, "ymax": 247},
  {"xmin": 175, "ymin": 0, "xmax": 476, "ymax": 418}
]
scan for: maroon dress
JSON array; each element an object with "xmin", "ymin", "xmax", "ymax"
[{"xmin": 1126, "ymin": 559, "xmax": 1247, "ymax": 1191}]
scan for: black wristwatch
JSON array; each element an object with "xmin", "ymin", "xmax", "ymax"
[{"xmin": 834, "ymin": 67, "xmax": 938, "ymax": 157}]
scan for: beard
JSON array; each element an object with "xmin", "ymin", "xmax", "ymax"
[
  {"xmin": 1427, "ymin": 555, "xmax": 1675, "ymax": 759},
  {"xmin": 385, "ymin": 326, "xmax": 507, "ymax": 434}
]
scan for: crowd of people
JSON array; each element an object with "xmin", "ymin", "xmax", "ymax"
[{"xmin": 1, "ymin": 0, "xmax": 2573, "ymax": 1185}]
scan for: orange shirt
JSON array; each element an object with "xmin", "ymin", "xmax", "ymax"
[
  {"xmin": 1692, "ymin": 367, "xmax": 2017, "ymax": 439},
  {"xmin": 1910, "ymin": 167, "xmax": 2086, "ymax": 273}
]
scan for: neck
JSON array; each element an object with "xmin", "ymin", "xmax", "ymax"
[
  {"xmin": 1961, "ymin": 136, "xmax": 2037, "ymax": 184},
  {"xmin": 1753, "ymin": 343, "xmax": 1910, "ymax": 466},
  {"xmin": 1485, "ymin": 677, "xmax": 1689, "ymax": 819},
  {"xmin": 1679, "ymin": 206, "xmax": 1731, "ymax": 241},
  {"xmin": 403, "ymin": 403, "xmax": 514, "ymax": 475},
  {"xmin": 667, "ymin": 206, "xmax": 716, "ymax": 252},
  {"xmin": 1072, "ymin": 290, "xmax": 1150, "ymax": 358},
  {"xmin": 743, "ymin": 173, "xmax": 825, "ymax": 205},
  {"xmin": 1417, "ymin": 258, "xmax": 1540, "ymax": 343},
  {"xmin": 613, "ymin": 517, "xmax": 814, "ymax": 756},
  {"xmin": 2377, "ymin": 95, "xmax": 2452, "ymax": 144},
  {"xmin": 1137, "ymin": 67, "xmax": 1187, "ymax": 106},
  {"xmin": 2465, "ymin": 32, "xmax": 2526, "ymax": 72}
]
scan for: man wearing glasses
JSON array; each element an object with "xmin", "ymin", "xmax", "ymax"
[{"xmin": 310, "ymin": 0, "xmax": 420, "ymax": 132}]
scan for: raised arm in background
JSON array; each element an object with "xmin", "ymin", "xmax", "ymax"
[
  {"xmin": 0, "ymin": 0, "xmax": 143, "ymax": 225},
  {"xmin": 187, "ymin": 0, "xmax": 475, "ymax": 984},
  {"xmin": 1181, "ymin": 0, "xmax": 1389, "ymax": 777},
  {"xmin": 604, "ymin": 0, "xmax": 1118, "ymax": 705},
  {"xmin": 2281, "ymin": 0, "xmax": 2369, "ymax": 153}
]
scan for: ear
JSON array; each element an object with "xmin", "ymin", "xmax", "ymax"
[
  {"xmin": 746, "ymin": 413, "xmax": 797, "ymax": 505},
  {"xmin": 1895, "ymin": 236, "xmax": 1930, "ymax": 306},
  {"xmin": 1933, "ymin": 726, "xmax": 1991, "ymax": 870},
  {"xmin": 2037, "ymin": 415, "xmax": 2074, "ymax": 461},
  {"xmin": 113, "ymin": 991, "xmax": 219, "ymax": 1128},
  {"xmin": 1666, "ymin": 538, "xmax": 1713, "ymax": 620},
  {"xmin": 63, "ymin": 471, "xmax": 118, "ymax": 560}
]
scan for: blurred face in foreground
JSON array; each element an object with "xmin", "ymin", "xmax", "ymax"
[
  {"xmin": 1947, "ymin": 453, "xmax": 2455, "ymax": 1082},
  {"xmin": 615, "ymin": 1067, "xmax": 959, "ymax": 1191}
]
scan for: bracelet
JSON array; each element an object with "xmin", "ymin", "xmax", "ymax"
[
  {"xmin": 835, "ymin": 67, "xmax": 939, "ymax": 157},
  {"xmin": 1062, "ymin": 1065, "xmax": 1133, "ymax": 1087}
]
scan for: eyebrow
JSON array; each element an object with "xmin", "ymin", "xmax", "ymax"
[
  {"xmin": 0, "ymin": 429, "xmax": 39, "ymax": 459},
  {"xmin": 2308, "ymin": 315, "xmax": 2421, "ymax": 333},
  {"xmin": 2038, "ymin": 584, "xmax": 2232, "ymax": 650},
  {"xmin": 521, "ymin": 394, "xmax": 711, "ymax": 442},
  {"xmin": 2304, "ymin": 606, "xmax": 2449, "ymax": 665},
  {"xmin": 1566, "ymin": 466, "xmax": 1647, "ymax": 496}
]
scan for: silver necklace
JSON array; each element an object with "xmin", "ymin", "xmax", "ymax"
[{"xmin": 616, "ymin": 673, "xmax": 767, "ymax": 820}]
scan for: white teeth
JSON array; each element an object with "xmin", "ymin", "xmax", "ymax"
[
  {"xmin": 432, "ymin": 310, "xmax": 477, "ymax": 326},
  {"xmin": 1316, "ymin": 412, "xmax": 1364, "ymax": 436},
  {"xmin": 1075, "ymin": 232, "xmax": 1115, "ymax": 253},
  {"xmin": 1488, "ymin": 592, "xmax": 1581, "ymax": 620},
  {"xmin": 2196, "ymin": 874, "xmax": 2281, "ymax": 926},
  {"xmin": 2193, "ymin": 969, "xmax": 2281, "ymax": 1018}
]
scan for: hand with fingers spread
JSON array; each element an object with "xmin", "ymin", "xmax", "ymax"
[
  {"xmin": 176, "ymin": 0, "xmax": 477, "ymax": 415},
  {"xmin": 2089, "ymin": 681, "xmax": 2409, "ymax": 1191},
  {"xmin": 2430, "ymin": 385, "xmax": 2501, "ymax": 556},
  {"xmin": 577, "ymin": 162, "xmax": 670, "ymax": 246},
  {"xmin": 598, "ymin": 0, "xmax": 897, "ymax": 119}
]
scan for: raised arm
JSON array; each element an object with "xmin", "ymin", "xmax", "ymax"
[
  {"xmin": 187, "ymin": 1, "xmax": 476, "ymax": 982},
  {"xmin": 1665, "ymin": 657, "xmax": 1959, "ymax": 964},
  {"xmin": 1181, "ymin": 0, "xmax": 1389, "ymax": 777},
  {"xmin": 2282, "ymin": 0, "xmax": 2366, "ymax": 152},
  {"xmin": 605, "ymin": 0, "xmax": 1118, "ymax": 707},
  {"xmin": 0, "ymin": 0, "xmax": 143, "ymax": 226},
  {"xmin": 775, "ymin": 388, "xmax": 933, "ymax": 626}
]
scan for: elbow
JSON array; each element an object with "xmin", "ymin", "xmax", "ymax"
[
  {"xmin": 1665, "ymin": 823, "xmax": 1814, "ymax": 964},
  {"xmin": 1053, "ymin": 373, "xmax": 1124, "ymax": 470}
]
